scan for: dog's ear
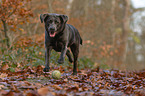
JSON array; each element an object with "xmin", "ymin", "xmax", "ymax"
[
  {"xmin": 58, "ymin": 15, "xmax": 68, "ymax": 32},
  {"xmin": 59, "ymin": 15, "xmax": 68, "ymax": 24},
  {"xmin": 40, "ymin": 14, "xmax": 49, "ymax": 23}
]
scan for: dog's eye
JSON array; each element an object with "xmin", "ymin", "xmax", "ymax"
[
  {"xmin": 55, "ymin": 21, "xmax": 59, "ymax": 24},
  {"xmin": 49, "ymin": 20, "xmax": 52, "ymax": 23}
]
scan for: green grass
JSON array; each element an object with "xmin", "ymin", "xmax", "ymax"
[{"xmin": 0, "ymin": 45, "xmax": 110, "ymax": 71}]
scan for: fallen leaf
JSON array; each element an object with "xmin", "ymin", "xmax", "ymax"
[{"xmin": 37, "ymin": 87, "xmax": 50, "ymax": 96}]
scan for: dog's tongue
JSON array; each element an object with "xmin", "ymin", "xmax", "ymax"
[{"xmin": 49, "ymin": 32, "xmax": 56, "ymax": 37}]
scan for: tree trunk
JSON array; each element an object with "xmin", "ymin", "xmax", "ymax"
[
  {"xmin": 111, "ymin": 0, "xmax": 116, "ymax": 68},
  {"xmin": 66, "ymin": 0, "xmax": 74, "ymax": 17},
  {"xmin": 120, "ymin": 0, "xmax": 130, "ymax": 67},
  {"xmin": 2, "ymin": 20, "xmax": 10, "ymax": 48},
  {"xmin": 48, "ymin": 0, "xmax": 53, "ymax": 13},
  {"xmin": 70, "ymin": 0, "xmax": 88, "ymax": 18}
]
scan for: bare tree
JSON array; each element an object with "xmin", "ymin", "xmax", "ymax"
[
  {"xmin": 120, "ymin": 0, "xmax": 130, "ymax": 67},
  {"xmin": 48, "ymin": 0, "xmax": 53, "ymax": 13}
]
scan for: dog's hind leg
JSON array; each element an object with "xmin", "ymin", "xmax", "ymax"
[
  {"xmin": 66, "ymin": 49, "xmax": 73, "ymax": 63},
  {"xmin": 70, "ymin": 44, "xmax": 79, "ymax": 75}
]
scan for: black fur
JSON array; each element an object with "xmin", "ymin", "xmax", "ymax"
[{"xmin": 40, "ymin": 13, "xmax": 82, "ymax": 75}]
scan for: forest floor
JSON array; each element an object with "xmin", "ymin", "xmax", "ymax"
[{"xmin": 0, "ymin": 65, "xmax": 145, "ymax": 96}]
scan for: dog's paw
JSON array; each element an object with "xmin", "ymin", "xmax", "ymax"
[
  {"xmin": 69, "ymin": 58, "xmax": 73, "ymax": 63},
  {"xmin": 72, "ymin": 71, "xmax": 77, "ymax": 75},
  {"xmin": 58, "ymin": 59, "xmax": 64, "ymax": 64},
  {"xmin": 43, "ymin": 67, "xmax": 49, "ymax": 72}
]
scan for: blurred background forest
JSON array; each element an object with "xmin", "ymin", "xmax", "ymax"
[{"xmin": 0, "ymin": 0, "xmax": 145, "ymax": 71}]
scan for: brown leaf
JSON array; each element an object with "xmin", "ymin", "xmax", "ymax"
[
  {"xmin": 2, "ymin": 65, "xmax": 9, "ymax": 70},
  {"xmin": 52, "ymin": 84, "xmax": 62, "ymax": 90},
  {"xmin": 37, "ymin": 87, "xmax": 50, "ymax": 96},
  {"xmin": 66, "ymin": 86, "xmax": 79, "ymax": 92},
  {"xmin": 4, "ymin": 91, "xmax": 23, "ymax": 96},
  {"xmin": 137, "ymin": 71, "xmax": 145, "ymax": 77},
  {"xmin": 0, "ymin": 90, "xmax": 8, "ymax": 96},
  {"xmin": 11, "ymin": 83, "xmax": 20, "ymax": 93},
  {"xmin": 4, "ymin": 91, "xmax": 14, "ymax": 96},
  {"xmin": 0, "ymin": 73, "xmax": 8, "ymax": 79},
  {"xmin": 25, "ymin": 90, "xmax": 40, "ymax": 96},
  {"xmin": 19, "ymin": 86, "xmax": 35, "ymax": 90}
]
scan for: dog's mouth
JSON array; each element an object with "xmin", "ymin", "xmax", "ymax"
[{"xmin": 49, "ymin": 32, "xmax": 56, "ymax": 37}]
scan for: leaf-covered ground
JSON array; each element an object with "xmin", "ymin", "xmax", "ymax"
[{"xmin": 0, "ymin": 65, "xmax": 145, "ymax": 96}]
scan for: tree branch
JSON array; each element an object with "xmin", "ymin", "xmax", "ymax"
[
  {"xmin": 2, "ymin": 19, "xmax": 10, "ymax": 48},
  {"xmin": 133, "ymin": 7, "xmax": 145, "ymax": 13},
  {"xmin": 7, "ymin": 8, "xmax": 17, "ymax": 18}
]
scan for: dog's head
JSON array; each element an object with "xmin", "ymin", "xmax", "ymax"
[{"xmin": 40, "ymin": 13, "xmax": 68, "ymax": 37}]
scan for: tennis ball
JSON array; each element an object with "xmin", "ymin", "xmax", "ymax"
[{"xmin": 52, "ymin": 70, "xmax": 61, "ymax": 79}]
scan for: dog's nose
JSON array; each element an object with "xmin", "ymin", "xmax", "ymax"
[{"xmin": 50, "ymin": 27, "xmax": 55, "ymax": 31}]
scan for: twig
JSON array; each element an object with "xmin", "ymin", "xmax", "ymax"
[{"xmin": 7, "ymin": 8, "xmax": 17, "ymax": 18}]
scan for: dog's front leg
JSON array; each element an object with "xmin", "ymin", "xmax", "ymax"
[
  {"xmin": 43, "ymin": 46, "xmax": 52, "ymax": 72},
  {"xmin": 58, "ymin": 44, "xmax": 68, "ymax": 64}
]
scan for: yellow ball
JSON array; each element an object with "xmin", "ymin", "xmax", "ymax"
[{"xmin": 52, "ymin": 70, "xmax": 61, "ymax": 79}]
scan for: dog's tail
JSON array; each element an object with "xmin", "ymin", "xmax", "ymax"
[
  {"xmin": 78, "ymin": 32, "xmax": 82, "ymax": 45},
  {"xmin": 80, "ymin": 37, "xmax": 82, "ymax": 45},
  {"xmin": 77, "ymin": 30, "xmax": 82, "ymax": 45}
]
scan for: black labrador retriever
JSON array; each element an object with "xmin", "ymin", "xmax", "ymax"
[{"xmin": 40, "ymin": 13, "xmax": 82, "ymax": 75}]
